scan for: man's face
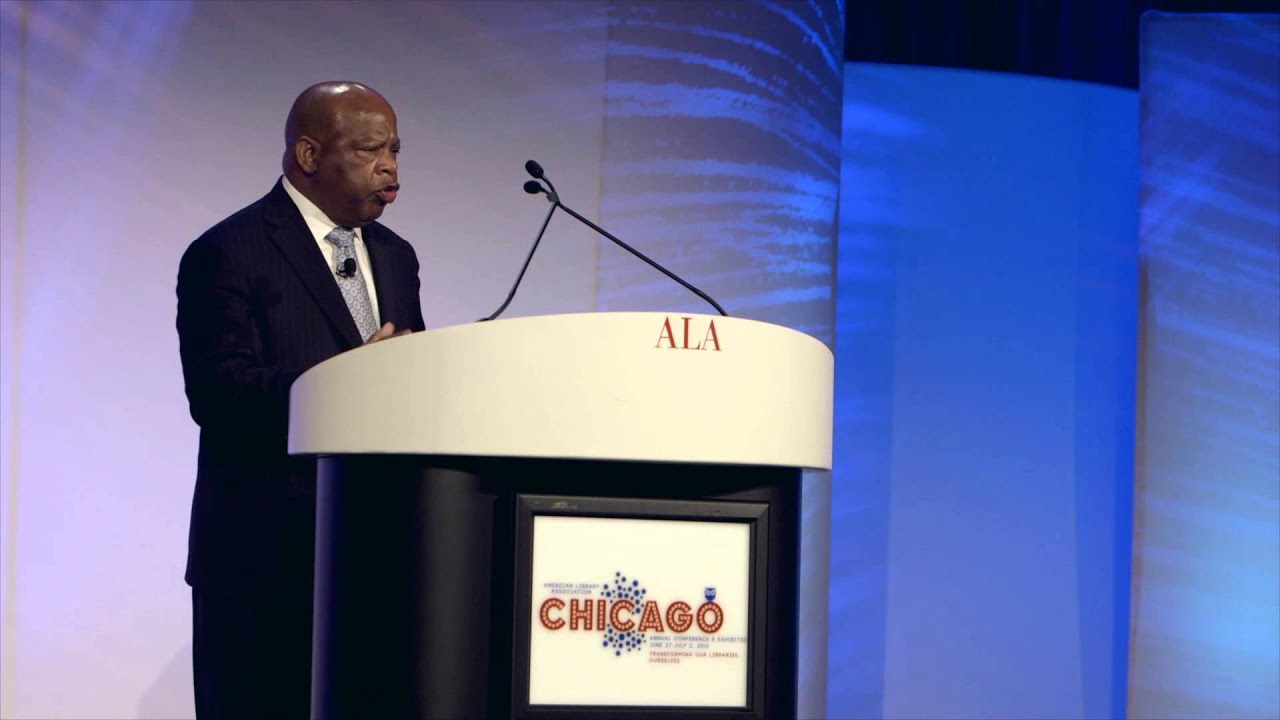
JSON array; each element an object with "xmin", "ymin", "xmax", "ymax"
[{"xmin": 313, "ymin": 101, "xmax": 400, "ymax": 228}]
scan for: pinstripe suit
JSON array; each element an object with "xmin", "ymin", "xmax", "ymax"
[{"xmin": 176, "ymin": 179, "xmax": 425, "ymax": 716}]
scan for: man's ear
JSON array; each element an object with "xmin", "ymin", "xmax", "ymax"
[{"xmin": 294, "ymin": 136, "xmax": 321, "ymax": 175}]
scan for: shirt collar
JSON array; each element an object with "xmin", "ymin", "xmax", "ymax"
[{"xmin": 281, "ymin": 175, "xmax": 363, "ymax": 243}]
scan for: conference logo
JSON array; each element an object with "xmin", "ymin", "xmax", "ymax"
[
  {"xmin": 538, "ymin": 571, "xmax": 726, "ymax": 660},
  {"xmin": 655, "ymin": 316, "xmax": 721, "ymax": 351}
]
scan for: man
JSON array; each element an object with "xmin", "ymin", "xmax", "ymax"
[{"xmin": 176, "ymin": 81, "xmax": 425, "ymax": 718}]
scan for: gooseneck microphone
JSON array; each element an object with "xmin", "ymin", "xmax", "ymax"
[
  {"xmin": 337, "ymin": 257, "xmax": 357, "ymax": 278},
  {"xmin": 479, "ymin": 184, "xmax": 559, "ymax": 321},
  {"xmin": 524, "ymin": 160, "xmax": 559, "ymax": 203},
  {"xmin": 512, "ymin": 159, "xmax": 728, "ymax": 318}
]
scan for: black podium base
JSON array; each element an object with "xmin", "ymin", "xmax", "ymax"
[{"xmin": 311, "ymin": 455, "xmax": 800, "ymax": 720}]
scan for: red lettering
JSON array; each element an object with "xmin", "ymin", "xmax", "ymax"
[
  {"xmin": 682, "ymin": 316, "xmax": 692, "ymax": 348},
  {"xmin": 610, "ymin": 599, "xmax": 635, "ymax": 632},
  {"xmin": 655, "ymin": 317, "xmax": 676, "ymax": 348},
  {"xmin": 666, "ymin": 601, "xmax": 693, "ymax": 633},
  {"xmin": 703, "ymin": 320, "xmax": 720, "ymax": 351},
  {"xmin": 542, "ymin": 596, "xmax": 719, "ymax": 634},
  {"xmin": 540, "ymin": 598, "xmax": 565, "ymax": 630},
  {"xmin": 665, "ymin": 597, "xmax": 696, "ymax": 630},
  {"xmin": 637, "ymin": 600, "xmax": 665, "ymax": 633},
  {"xmin": 696, "ymin": 601, "xmax": 723, "ymax": 633},
  {"xmin": 569, "ymin": 598, "xmax": 592, "ymax": 630}
]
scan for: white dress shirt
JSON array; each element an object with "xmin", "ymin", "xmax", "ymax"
[{"xmin": 281, "ymin": 176, "xmax": 381, "ymax": 325}]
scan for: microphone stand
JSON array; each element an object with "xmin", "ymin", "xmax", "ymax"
[
  {"xmin": 482, "ymin": 161, "xmax": 729, "ymax": 321},
  {"xmin": 551, "ymin": 201, "xmax": 728, "ymax": 317},
  {"xmin": 479, "ymin": 201, "xmax": 558, "ymax": 321},
  {"xmin": 529, "ymin": 169, "xmax": 727, "ymax": 317}
]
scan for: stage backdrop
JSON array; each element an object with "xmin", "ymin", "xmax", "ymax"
[
  {"xmin": 1129, "ymin": 12, "xmax": 1280, "ymax": 720},
  {"xmin": 0, "ymin": 1, "xmax": 842, "ymax": 717},
  {"xmin": 830, "ymin": 64, "xmax": 1139, "ymax": 720}
]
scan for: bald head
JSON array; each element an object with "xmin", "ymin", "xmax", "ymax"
[
  {"xmin": 284, "ymin": 82, "xmax": 390, "ymax": 153},
  {"xmin": 282, "ymin": 81, "xmax": 401, "ymax": 228}
]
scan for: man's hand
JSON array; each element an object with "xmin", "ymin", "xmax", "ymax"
[{"xmin": 365, "ymin": 322, "xmax": 413, "ymax": 344}]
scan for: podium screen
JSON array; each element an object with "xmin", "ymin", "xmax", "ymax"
[{"xmin": 516, "ymin": 497, "xmax": 765, "ymax": 711}]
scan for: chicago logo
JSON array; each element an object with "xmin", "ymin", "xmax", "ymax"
[{"xmin": 538, "ymin": 571, "xmax": 726, "ymax": 658}]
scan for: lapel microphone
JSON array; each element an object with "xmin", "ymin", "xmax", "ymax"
[{"xmin": 337, "ymin": 257, "xmax": 358, "ymax": 278}]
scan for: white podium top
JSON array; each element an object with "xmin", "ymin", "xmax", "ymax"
[{"xmin": 288, "ymin": 312, "xmax": 832, "ymax": 470}]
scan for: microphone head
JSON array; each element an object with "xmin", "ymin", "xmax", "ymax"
[
  {"xmin": 341, "ymin": 257, "xmax": 357, "ymax": 276},
  {"xmin": 523, "ymin": 180, "xmax": 545, "ymax": 195},
  {"xmin": 524, "ymin": 159, "xmax": 545, "ymax": 179}
]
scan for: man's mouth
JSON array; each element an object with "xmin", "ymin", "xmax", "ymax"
[{"xmin": 376, "ymin": 184, "xmax": 399, "ymax": 203}]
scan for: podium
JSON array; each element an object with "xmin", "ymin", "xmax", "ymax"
[{"xmin": 289, "ymin": 312, "xmax": 833, "ymax": 719}]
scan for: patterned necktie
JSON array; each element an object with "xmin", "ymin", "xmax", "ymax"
[{"xmin": 324, "ymin": 227, "xmax": 379, "ymax": 342}]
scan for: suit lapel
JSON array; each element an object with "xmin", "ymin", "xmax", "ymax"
[
  {"xmin": 262, "ymin": 181, "xmax": 364, "ymax": 349},
  {"xmin": 364, "ymin": 225, "xmax": 398, "ymax": 328}
]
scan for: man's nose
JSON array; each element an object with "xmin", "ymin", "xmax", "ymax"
[{"xmin": 379, "ymin": 151, "xmax": 397, "ymax": 174}]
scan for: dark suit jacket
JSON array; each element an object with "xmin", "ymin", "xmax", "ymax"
[{"xmin": 176, "ymin": 180, "xmax": 425, "ymax": 589}]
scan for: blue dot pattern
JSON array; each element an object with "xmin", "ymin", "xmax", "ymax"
[{"xmin": 601, "ymin": 571, "xmax": 647, "ymax": 658}]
